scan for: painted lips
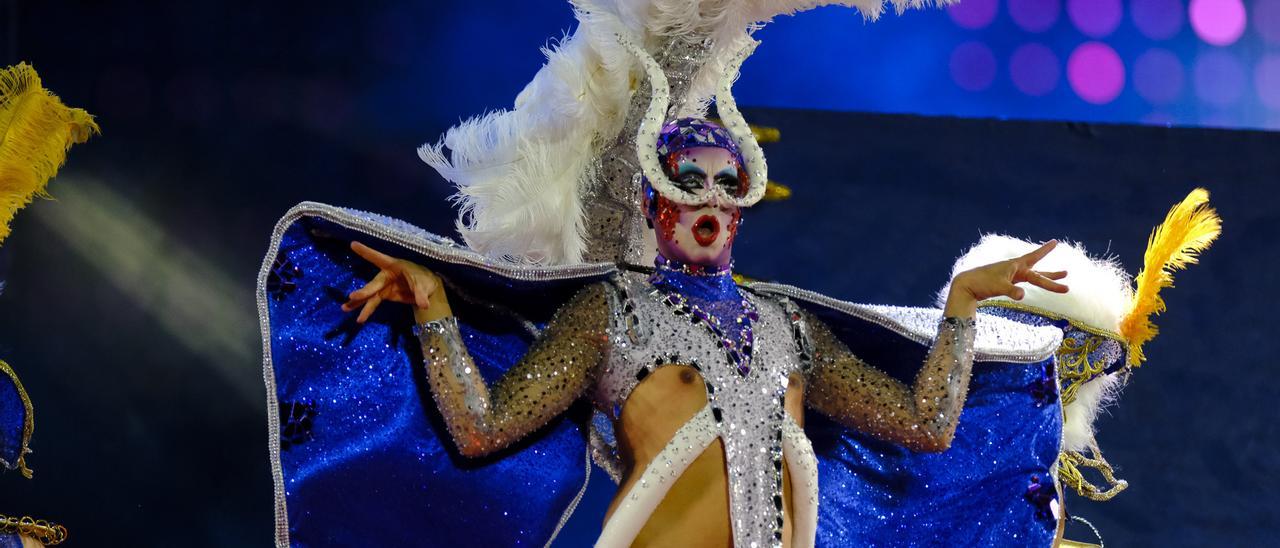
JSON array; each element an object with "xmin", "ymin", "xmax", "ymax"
[{"xmin": 692, "ymin": 215, "xmax": 720, "ymax": 246}]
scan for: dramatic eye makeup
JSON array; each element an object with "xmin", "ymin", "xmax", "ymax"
[
  {"xmin": 671, "ymin": 157, "xmax": 745, "ymax": 196},
  {"xmin": 673, "ymin": 162, "xmax": 706, "ymax": 192},
  {"xmin": 713, "ymin": 168, "xmax": 741, "ymax": 196}
]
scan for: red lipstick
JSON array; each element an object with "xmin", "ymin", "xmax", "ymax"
[{"xmin": 692, "ymin": 215, "xmax": 720, "ymax": 247}]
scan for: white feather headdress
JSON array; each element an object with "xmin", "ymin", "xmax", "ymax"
[{"xmin": 420, "ymin": 0, "xmax": 954, "ymax": 265}]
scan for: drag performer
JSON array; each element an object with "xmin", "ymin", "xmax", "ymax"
[
  {"xmin": 257, "ymin": 0, "xmax": 1217, "ymax": 546},
  {"xmin": 339, "ymin": 116, "xmax": 1067, "ymax": 547},
  {"xmin": 0, "ymin": 62, "xmax": 97, "ymax": 548},
  {"xmin": 258, "ymin": 3, "xmax": 1075, "ymax": 545}
]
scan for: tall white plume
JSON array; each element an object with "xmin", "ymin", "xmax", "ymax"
[
  {"xmin": 420, "ymin": 0, "xmax": 954, "ymax": 265},
  {"xmin": 937, "ymin": 234, "xmax": 1133, "ymax": 452}
]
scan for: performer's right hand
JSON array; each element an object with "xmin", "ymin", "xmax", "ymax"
[{"xmin": 342, "ymin": 241, "xmax": 452, "ymax": 323}]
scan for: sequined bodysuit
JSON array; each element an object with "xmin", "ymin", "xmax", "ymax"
[{"xmin": 416, "ymin": 261, "xmax": 977, "ymax": 548}]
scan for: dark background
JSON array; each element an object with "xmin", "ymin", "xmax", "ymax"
[{"xmin": 1, "ymin": 1, "xmax": 1277, "ymax": 546}]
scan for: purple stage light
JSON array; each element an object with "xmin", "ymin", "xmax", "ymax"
[
  {"xmin": 1068, "ymin": 0, "xmax": 1123, "ymax": 38},
  {"xmin": 1199, "ymin": 111, "xmax": 1240, "ymax": 127},
  {"xmin": 951, "ymin": 41, "xmax": 998, "ymax": 91},
  {"xmin": 1132, "ymin": 0, "xmax": 1186, "ymax": 40},
  {"xmin": 1009, "ymin": 0, "xmax": 1062, "ymax": 33},
  {"xmin": 1134, "ymin": 49, "xmax": 1185, "ymax": 104},
  {"xmin": 1010, "ymin": 43, "xmax": 1061, "ymax": 96},
  {"xmin": 1068, "ymin": 42, "xmax": 1125, "ymax": 104},
  {"xmin": 1193, "ymin": 50, "xmax": 1246, "ymax": 106},
  {"xmin": 949, "ymin": 0, "xmax": 999, "ymax": 29},
  {"xmin": 1142, "ymin": 111, "xmax": 1177, "ymax": 126},
  {"xmin": 1189, "ymin": 0, "xmax": 1247, "ymax": 46},
  {"xmin": 1255, "ymin": 0, "xmax": 1280, "ymax": 45},
  {"xmin": 1256, "ymin": 54, "xmax": 1280, "ymax": 110}
]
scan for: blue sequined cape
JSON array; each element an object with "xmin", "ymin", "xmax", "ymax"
[
  {"xmin": 1, "ymin": 362, "xmax": 37, "ymax": 547},
  {"xmin": 258, "ymin": 203, "xmax": 1066, "ymax": 547},
  {"xmin": 0, "ymin": 360, "xmax": 32, "ymax": 476}
]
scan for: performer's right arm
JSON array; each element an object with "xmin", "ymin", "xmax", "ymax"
[
  {"xmin": 343, "ymin": 240, "xmax": 610, "ymax": 458},
  {"xmin": 415, "ymin": 283, "xmax": 609, "ymax": 457}
]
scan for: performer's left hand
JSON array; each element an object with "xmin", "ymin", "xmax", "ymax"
[{"xmin": 943, "ymin": 239, "xmax": 1068, "ymax": 318}]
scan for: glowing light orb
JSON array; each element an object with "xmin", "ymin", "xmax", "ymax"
[
  {"xmin": 1133, "ymin": 49, "xmax": 1185, "ymax": 104},
  {"xmin": 1068, "ymin": 0, "xmax": 1123, "ymax": 38},
  {"xmin": 1189, "ymin": 0, "xmax": 1247, "ymax": 46},
  {"xmin": 1193, "ymin": 50, "xmax": 1246, "ymax": 106},
  {"xmin": 1132, "ymin": 0, "xmax": 1185, "ymax": 40},
  {"xmin": 951, "ymin": 42, "xmax": 998, "ymax": 91},
  {"xmin": 949, "ymin": 0, "xmax": 999, "ymax": 29},
  {"xmin": 1255, "ymin": 0, "xmax": 1280, "ymax": 45},
  {"xmin": 1009, "ymin": 0, "xmax": 1062, "ymax": 33},
  {"xmin": 1010, "ymin": 43, "xmax": 1061, "ymax": 96},
  {"xmin": 1067, "ymin": 42, "xmax": 1125, "ymax": 104},
  {"xmin": 1255, "ymin": 54, "xmax": 1280, "ymax": 110}
]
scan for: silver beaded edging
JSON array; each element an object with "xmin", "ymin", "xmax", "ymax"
[
  {"xmin": 543, "ymin": 447, "xmax": 593, "ymax": 548},
  {"xmin": 714, "ymin": 38, "xmax": 768, "ymax": 206},
  {"xmin": 748, "ymin": 282, "xmax": 1062, "ymax": 363}
]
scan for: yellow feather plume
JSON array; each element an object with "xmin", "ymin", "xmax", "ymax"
[
  {"xmin": 0, "ymin": 62, "xmax": 99, "ymax": 246},
  {"xmin": 1119, "ymin": 188, "xmax": 1221, "ymax": 366}
]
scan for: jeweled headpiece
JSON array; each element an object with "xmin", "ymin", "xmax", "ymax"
[
  {"xmin": 618, "ymin": 34, "xmax": 768, "ymax": 207},
  {"xmin": 641, "ymin": 118, "xmax": 747, "ymax": 208},
  {"xmin": 641, "ymin": 118, "xmax": 745, "ymax": 219},
  {"xmin": 421, "ymin": 1, "xmax": 948, "ymax": 265},
  {"xmin": 655, "ymin": 118, "xmax": 743, "ymax": 166}
]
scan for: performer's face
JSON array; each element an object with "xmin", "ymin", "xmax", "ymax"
[{"xmin": 647, "ymin": 146, "xmax": 744, "ymax": 267}]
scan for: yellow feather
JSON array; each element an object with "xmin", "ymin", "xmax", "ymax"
[
  {"xmin": 0, "ymin": 63, "xmax": 99, "ymax": 246},
  {"xmin": 1119, "ymin": 188, "xmax": 1222, "ymax": 366}
]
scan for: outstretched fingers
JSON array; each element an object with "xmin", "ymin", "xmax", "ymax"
[
  {"xmin": 351, "ymin": 241, "xmax": 400, "ymax": 271},
  {"xmin": 347, "ymin": 270, "xmax": 389, "ymax": 305},
  {"xmin": 1025, "ymin": 270, "xmax": 1070, "ymax": 293},
  {"xmin": 1017, "ymin": 239, "xmax": 1058, "ymax": 269},
  {"xmin": 357, "ymin": 295, "xmax": 383, "ymax": 324}
]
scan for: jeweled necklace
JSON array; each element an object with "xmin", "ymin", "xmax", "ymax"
[
  {"xmin": 649, "ymin": 256, "xmax": 758, "ymax": 376},
  {"xmin": 653, "ymin": 255, "xmax": 733, "ymax": 277}
]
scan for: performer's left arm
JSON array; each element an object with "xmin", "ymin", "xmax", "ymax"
[{"xmin": 801, "ymin": 240, "xmax": 1068, "ymax": 452}]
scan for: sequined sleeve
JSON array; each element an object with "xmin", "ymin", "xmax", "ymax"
[
  {"xmin": 415, "ymin": 283, "xmax": 610, "ymax": 457},
  {"xmin": 795, "ymin": 308, "xmax": 976, "ymax": 452}
]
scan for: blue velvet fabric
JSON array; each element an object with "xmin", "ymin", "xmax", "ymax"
[
  {"xmin": 0, "ymin": 533, "xmax": 21, "ymax": 548},
  {"xmin": 0, "ymin": 364, "xmax": 28, "ymax": 472},
  {"xmin": 795, "ymin": 301, "xmax": 1064, "ymax": 547},
  {"xmin": 265, "ymin": 213, "xmax": 612, "ymax": 547}
]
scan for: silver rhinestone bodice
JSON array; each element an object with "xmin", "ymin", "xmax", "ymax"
[{"xmin": 595, "ymin": 271, "xmax": 805, "ymax": 547}]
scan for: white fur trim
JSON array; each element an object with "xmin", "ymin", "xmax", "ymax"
[
  {"xmin": 936, "ymin": 234, "xmax": 1132, "ymax": 332},
  {"xmin": 1060, "ymin": 371, "xmax": 1124, "ymax": 452}
]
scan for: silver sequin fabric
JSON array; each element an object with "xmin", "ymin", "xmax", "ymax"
[{"xmin": 597, "ymin": 272, "xmax": 805, "ymax": 547}]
